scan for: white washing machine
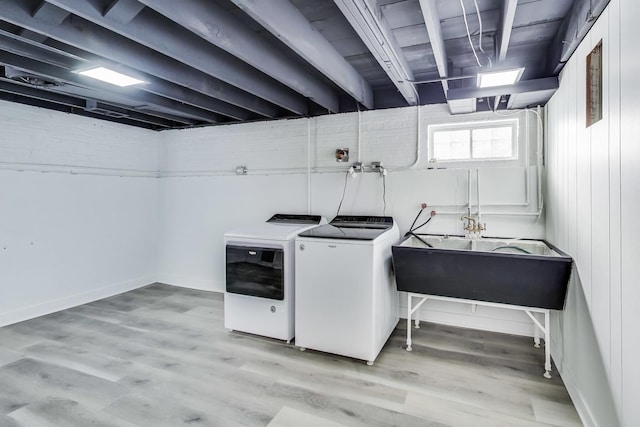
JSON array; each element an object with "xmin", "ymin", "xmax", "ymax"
[
  {"xmin": 224, "ymin": 214, "xmax": 325, "ymax": 342},
  {"xmin": 294, "ymin": 216, "xmax": 399, "ymax": 364}
]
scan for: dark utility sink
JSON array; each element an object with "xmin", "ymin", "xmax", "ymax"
[{"xmin": 392, "ymin": 235, "xmax": 573, "ymax": 310}]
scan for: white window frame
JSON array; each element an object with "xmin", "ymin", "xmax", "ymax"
[{"xmin": 427, "ymin": 119, "xmax": 519, "ymax": 164}]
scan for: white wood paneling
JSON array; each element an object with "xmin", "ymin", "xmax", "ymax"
[
  {"xmin": 607, "ymin": 0, "xmax": 623, "ymax": 415},
  {"xmin": 545, "ymin": 0, "xmax": 640, "ymax": 424},
  {"xmin": 588, "ymin": 12, "xmax": 612, "ymax": 383},
  {"xmin": 575, "ymin": 32, "xmax": 593, "ymax": 310},
  {"xmin": 619, "ymin": 0, "xmax": 640, "ymax": 424}
]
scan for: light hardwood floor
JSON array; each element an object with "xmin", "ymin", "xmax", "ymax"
[{"xmin": 0, "ymin": 283, "xmax": 582, "ymax": 426}]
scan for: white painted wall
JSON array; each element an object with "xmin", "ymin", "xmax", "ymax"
[
  {"xmin": 545, "ymin": 0, "xmax": 639, "ymax": 425},
  {"xmin": 158, "ymin": 104, "xmax": 545, "ymax": 336},
  {"xmin": 0, "ymin": 101, "xmax": 159, "ymax": 326}
]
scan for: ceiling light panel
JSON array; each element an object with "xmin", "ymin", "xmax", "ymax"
[
  {"xmin": 77, "ymin": 67, "xmax": 145, "ymax": 87},
  {"xmin": 477, "ymin": 68, "xmax": 524, "ymax": 88}
]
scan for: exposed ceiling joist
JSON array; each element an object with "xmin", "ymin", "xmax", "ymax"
[
  {"xmin": 548, "ymin": 0, "xmax": 610, "ymax": 74},
  {"xmin": 507, "ymin": 88, "xmax": 558, "ymax": 109},
  {"xmin": 333, "ymin": 0, "xmax": 417, "ymax": 105},
  {"xmin": 0, "ymin": 27, "xmax": 71, "ymax": 67},
  {"xmin": 0, "ymin": 0, "xmax": 279, "ymax": 119},
  {"xmin": 0, "ymin": 32, "xmax": 247, "ymax": 122},
  {"xmin": 419, "ymin": 0, "xmax": 447, "ymax": 79},
  {"xmin": 0, "ymin": 78, "xmax": 183, "ymax": 128},
  {"xmin": 448, "ymin": 98, "xmax": 476, "ymax": 115},
  {"xmin": 231, "ymin": 0, "xmax": 373, "ymax": 110},
  {"xmin": 34, "ymin": 38, "xmax": 253, "ymax": 122},
  {"xmin": 446, "ymin": 76, "xmax": 559, "ymax": 101},
  {"xmin": 0, "ymin": 0, "xmax": 578, "ymax": 129},
  {"xmin": 0, "ymin": 49, "xmax": 220, "ymax": 124},
  {"xmin": 46, "ymin": 0, "xmax": 309, "ymax": 116},
  {"xmin": 417, "ymin": 0, "xmax": 450, "ymax": 110},
  {"xmin": 496, "ymin": 0, "xmax": 518, "ymax": 62},
  {"xmin": 31, "ymin": 1, "xmax": 69, "ymax": 24},
  {"xmin": 137, "ymin": 0, "xmax": 339, "ymax": 113},
  {"xmin": 0, "ymin": 89, "xmax": 159, "ymax": 129},
  {"xmin": 103, "ymin": 0, "xmax": 145, "ymax": 24},
  {"xmin": 19, "ymin": 1, "xmax": 69, "ymax": 43}
]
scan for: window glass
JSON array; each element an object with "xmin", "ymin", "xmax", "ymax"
[
  {"xmin": 472, "ymin": 126, "xmax": 513, "ymax": 158},
  {"xmin": 429, "ymin": 121, "xmax": 517, "ymax": 163},
  {"xmin": 433, "ymin": 129, "xmax": 470, "ymax": 160}
]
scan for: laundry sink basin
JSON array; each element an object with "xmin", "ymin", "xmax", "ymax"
[{"xmin": 392, "ymin": 235, "xmax": 573, "ymax": 310}]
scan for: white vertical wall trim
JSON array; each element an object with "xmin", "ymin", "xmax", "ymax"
[
  {"xmin": 607, "ymin": 0, "xmax": 623, "ymax": 416},
  {"xmin": 619, "ymin": 0, "xmax": 640, "ymax": 424},
  {"xmin": 589, "ymin": 10, "xmax": 612, "ymax": 387},
  {"xmin": 307, "ymin": 117, "xmax": 312, "ymax": 214},
  {"xmin": 546, "ymin": 0, "xmax": 638, "ymax": 425}
]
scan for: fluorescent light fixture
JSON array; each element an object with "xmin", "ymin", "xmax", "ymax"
[
  {"xmin": 477, "ymin": 68, "xmax": 524, "ymax": 88},
  {"xmin": 77, "ymin": 67, "xmax": 145, "ymax": 87}
]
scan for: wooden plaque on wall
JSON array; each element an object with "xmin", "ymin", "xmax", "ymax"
[{"xmin": 586, "ymin": 40, "xmax": 603, "ymax": 127}]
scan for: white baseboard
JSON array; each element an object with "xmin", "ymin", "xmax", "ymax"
[
  {"xmin": 156, "ymin": 274, "xmax": 223, "ymax": 293},
  {"xmin": 558, "ymin": 364, "xmax": 598, "ymax": 427},
  {"xmin": 0, "ymin": 276, "xmax": 154, "ymax": 327}
]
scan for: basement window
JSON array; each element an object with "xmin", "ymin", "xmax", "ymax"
[{"xmin": 428, "ymin": 120, "xmax": 518, "ymax": 163}]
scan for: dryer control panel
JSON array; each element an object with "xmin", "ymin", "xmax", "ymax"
[{"xmin": 267, "ymin": 214, "xmax": 323, "ymax": 224}]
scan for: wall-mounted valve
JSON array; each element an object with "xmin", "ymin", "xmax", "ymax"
[
  {"xmin": 370, "ymin": 161, "xmax": 387, "ymax": 176},
  {"xmin": 348, "ymin": 162, "xmax": 362, "ymax": 177}
]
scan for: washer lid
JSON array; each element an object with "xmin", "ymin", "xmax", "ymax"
[{"xmin": 297, "ymin": 216, "xmax": 394, "ymax": 240}]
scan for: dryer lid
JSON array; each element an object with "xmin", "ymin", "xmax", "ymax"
[
  {"xmin": 225, "ymin": 214, "xmax": 325, "ymax": 241},
  {"xmin": 266, "ymin": 214, "xmax": 323, "ymax": 224}
]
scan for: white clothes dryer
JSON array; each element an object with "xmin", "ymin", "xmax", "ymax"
[{"xmin": 224, "ymin": 214, "xmax": 325, "ymax": 342}]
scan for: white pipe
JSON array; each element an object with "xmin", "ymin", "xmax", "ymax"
[
  {"xmin": 307, "ymin": 117, "xmax": 312, "ymax": 214},
  {"xmin": 434, "ymin": 210, "xmax": 542, "ymax": 217},
  {"xmin": 488, "ymin": 108, "xmax": 545, "ymax": 211},
  {"xmin": 357, "ymin": 107, "xmax": 362, "ymax": 163},
  {"xmin": 389, "ymin": 105, "xmax": 421, "ymax": 171},
  {"xmin": 160, "ymin": 167, "xmax": 351, "ymax": 178},
  {"xmin": 476, "ymin": 168, "xmax": 481, "ymax": 225},
  {"xmin": 0, "ymin": 162, "xmax": 158, "ymax": 178},
  {"xmin": 536, "ymin": 105, "xmax": 543, "ymax": 212},
  {"xmin": 524, "ymin": 109, "xmax": 530, "ymax": 205},
  {"xmin": 428, "ymin": 202, "xmax": 530, "ymax": 207},
  {"xmin": 158, "ymin": 107, "xmax": 547, "ymax": 222},
  {"xmin": 467, "ymin": 168, "xmax": 472, "ymax": 215}
]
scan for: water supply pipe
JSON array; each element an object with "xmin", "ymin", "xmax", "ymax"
[
  {"xmin": 389, "ymin": 105, "xmax": 422, "ymax": 171},
  {"xmin": 357, "ymin": 107, "xmax": 362, "ymax": 163},
  {"xmin": 476, "ymin": 168, "xmax": 481, "ymax": 226},
  {"xmin": 307, "ymin": 117, "xmax": 312, "ymax": 214}
]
